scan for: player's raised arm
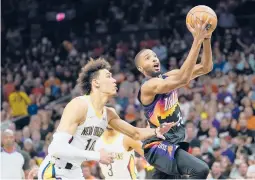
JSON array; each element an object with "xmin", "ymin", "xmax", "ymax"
[
  {"xmin": 165, "ymin": 35, "xmax": 213, "ymax": 80},
  {"xmin": 188, "ymin": 37, "xmax": 213, "ymax": 80},
  {"xmin": 108, "ymin": 107, "xmax": 177, "ymax": 141},
  {"xmin": 48, "ymin": 98, "xmax": 113, "ymax": 165},
  {"xmin": 141, "ymin": 16, "xmax": 212, "ymax": 95},
  {"xmin": 196, "ymin": 37, "xmax": 213, "ymax": 74}
]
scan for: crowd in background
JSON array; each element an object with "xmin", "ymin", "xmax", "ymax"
[{"xmin": 1, "ymin": 0, "xmax": 255, "ymax": 179}]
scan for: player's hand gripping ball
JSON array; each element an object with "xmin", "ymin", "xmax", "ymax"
[{"xmin": 186, "ymin": 5, "xmax": 217, "ymax": 34}]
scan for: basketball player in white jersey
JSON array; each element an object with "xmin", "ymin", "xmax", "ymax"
[
  {"xmin": 95, "ymin": 126, "xmax": 144, "ymax": 179},
  {"xmin": 38, "ymin": 58, "xmax": 177, "ymax": 179}
]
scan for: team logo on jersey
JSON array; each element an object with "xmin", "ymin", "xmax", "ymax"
[
  {"xmin": 164, "ymin": 90, "xmax": 178, "ymax": 111},
  {"xmin": 155, "ymin": 142, "xmax": 177, "ymax": 160},
  {"xmin": 112, "ymin": 152, "xmax": 124, "ymax": 160},
  {"xmin": 168, "ymin": 146, "xmax": 173, "ymax": 154},
  {"xmin": 149, "ymin": 90, "xmax": 179, "ymax": 127},
  {"xmin": 81, "ymin": 126, "xmax": 104, "ymax": 137}
]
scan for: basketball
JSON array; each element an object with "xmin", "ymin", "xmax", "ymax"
[{"xmin": 186, "ymin": 5, "xmax": 217, "ymax": 34}]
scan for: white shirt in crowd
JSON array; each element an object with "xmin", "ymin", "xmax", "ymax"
[{"xmin": 1, "ymin": 149, "xmax": 25, "ymax": 179}]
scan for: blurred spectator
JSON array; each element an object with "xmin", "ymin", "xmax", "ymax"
[
  {"xmin": 220, "ymin": 139, "xmax": 235, "ymax": 164},
  {"xmin": 27, "ymin": 94, "xmax": 39, "ymax": 115},
  {"xmin": 179, "ymin": 96, "xmax": 191, "ymax": 121},
  {"xmin": 218, "ymin": 9, "xmax": 237, "ymax": 28},
  {"xmin": 191, "ymin": 146, "xmax": 202, "ymax": 160},
  {"xmin": 3, "ymin": 73, "xmax": 15, "ymax": 100},
  {"xmin": 237, "ymin": 116, "xmax": 253, "ymax": 144},
  {"xmin": 1, "ymin": 129, "xmax": 25, "ymax": 179},
  {"xmin": 208, "ymin": 127, "xmax": 220, "ymax": 148},
  {"xmin": 8, "ymin": 84, "xmax": 31, "ymax": 117},
  {"xmin": 23, "ymin": 138, "xmax": 37, "ymax": 158},
  {"xmin": 39, "ymin": 111, "xmax": 54, "ymax": 141},
  {"xmin": 63, "ymin": 41, "xmax": 78, "ymax": 57},
  {"xmin": 32, "ymin": 78, "xmax": 44, "ymax": 96},
  {"xmin": 220, "ymin": 156, "xmax": 232, "ymax": 177},
  {"xmin": 247, "ymin": 155, "xmax": 255, "ymax": 179},
  {"xmin": 208, "ymin": 161, "xmax": 227, "ymax": 179},
  {"xmin": 197, "ymin": 120, "xmax": 210, "ymax": 141},
  {"xmin": 1, "ymin": 101, "xmax": 12, "ymax": 122},
  {"xmin": 82, "ymin": 165, "xmax": 96, "ymax": 180},
  {"xmin": 31, "ymin": 130, "xmax": 44, "ymax": 152},
  {"xmin": 244, "ymin": 106, "xmax": 255, "ymax": 130},
  {"xmin": 29, "ymin": 115, "xmax": 42, "ymax": 133},
  {"xmin": 119, "ymin": 73, "xmax": 140, "ymax": 98},
  {"xmin": 115, "ymin": 87, "xmax": 129, "ymax": 112},
  {"xmin": 22, "ymin": 126, "xmax": 31, "ymax": 140},
  {"xmin": 218, "ymin": 117, "xmax": 237, "ymax": 140},
  {"xmin": 230, "ymin": 162, "xmax": 248, "ymax": 179}
]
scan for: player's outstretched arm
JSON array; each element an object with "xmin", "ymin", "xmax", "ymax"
[
  {"xmin": 108, "ymin": 107, "xmax": 177, "ymax": 141},
  {"xmin": 48, "ymin": 98, "xmax": 113, "ymax": 165}
]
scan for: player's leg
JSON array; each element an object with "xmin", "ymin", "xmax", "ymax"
[
  {"xmin": 151, "ymin": 168, "xmax": 170, "ymax": 179},
  {"xmin": 175, "ymin": 148, "xmax": 210, "ymax": 179},
  {"xmin": 144, "ymin": 141, "xmax": 209, "ymax": 178},
  {"xmin": 144, "ymin": 141, "xmax": 180, "ymax": 176},
  {"xmin": 38, "ymin": 156, "xmax": 83, "ymax": 179},
  {"xmin": 38, "ymin": 157, "xmax": 57, "ymax": 180}
]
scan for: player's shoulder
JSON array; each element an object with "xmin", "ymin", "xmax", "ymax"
[
  {"xmin": 65, "ymin": 96, "xmax": 89, "ymax": 111},
  {"xmin": 140, "ymin": 76, "xmax": 163, "ymax": 94},
  {"xmin": 141, "ymin": 77, "xmax": 159, "ymax": 87},
  {"xmin": 69, "ymin": 96, "xmax": 88, "ymax": 105}
]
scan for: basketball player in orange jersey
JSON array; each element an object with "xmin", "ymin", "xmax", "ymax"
[
  {"xmin": 134, "ymin": 16, "xmax": 213, "ymax": 179},
  {"xmin": 95, "ymin": 125, "xmax": 144, "ymax": 179},
  {"xmin": 38, "ymin": 58, "xmax": 177, "ymax": 179}
]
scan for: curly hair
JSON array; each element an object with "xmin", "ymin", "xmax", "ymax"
[{"xmin": 77, "ymin": 58, "xmax": 111, "ymax": 95}]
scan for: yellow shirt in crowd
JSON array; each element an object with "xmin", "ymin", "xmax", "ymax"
[{"xmin": 8, "ymin": 92, "xmax": 31, "ymax": 117}]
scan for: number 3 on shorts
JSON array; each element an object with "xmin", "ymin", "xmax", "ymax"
[{"xmin": 108, "ymin": 164, "xmax": 113, "ymax": 176}]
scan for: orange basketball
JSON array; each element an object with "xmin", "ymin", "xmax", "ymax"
[{"xmin": 186, "ymin": 5, "xmax": 217, "ymax": 34}]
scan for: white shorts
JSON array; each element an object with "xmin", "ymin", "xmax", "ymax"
[{"xmin": 38, "ymin": 156, "xmax": 83, "ymax": 180}]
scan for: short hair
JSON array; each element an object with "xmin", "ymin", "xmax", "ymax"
[
  {"xmin": 77, "ymin": 58, "xmax": 111, "ymax": 95},
  {"xmin": 3, "ymin": 129, "xmax": 14, "ymax": 136},
  {"xmin": 134, "ymin": 49, "xmax": 147, "ymax": 67}
]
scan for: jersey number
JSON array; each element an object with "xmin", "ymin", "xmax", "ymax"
[
  {"xmin": 177, "ymin": 112, "xmax": 184, "ymax": 126},
  {"xmin": 85, "ymin": 139, "xmax": 96, "ymax": 150},
  {"xmin": 107, "ymin": 164, "xmax": 113, "ymax": 176}
]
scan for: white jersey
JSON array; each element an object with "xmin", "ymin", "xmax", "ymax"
[
  {"xmin": 70, "ymin": 95, "xmax": 108, "ymax": 151},
  {"xmin": 49, "ymin": 95, "xmax": 108, "ymax": 166},
  {"xmin": 95, "ymin": 134, "xmax": 137, "ymax": 180},
  {"xmin": 1, "ymin": 149, "xmax": 24, "ymax": 179}
]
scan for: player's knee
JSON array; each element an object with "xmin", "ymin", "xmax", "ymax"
[
  {"xmin": 191, "ymin": 158, "xmax": 209, "ymax": 178},
  {"xmin": 198, "ymin": 163, "xmax": 209, "ymax": 178}
]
